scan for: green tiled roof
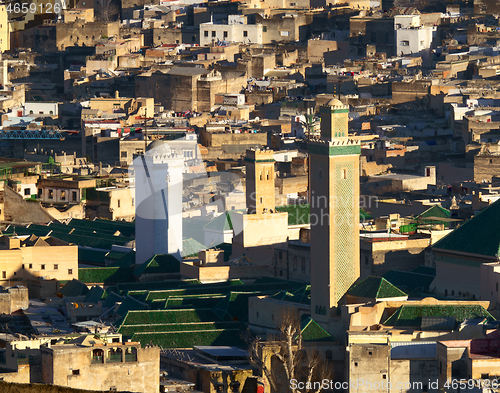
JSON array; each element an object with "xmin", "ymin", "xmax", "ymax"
[
  {"xmin": 347, "ymin": 276, "xmax": 407, "ymax": 299},
  {"xmin": 132, "ymin": 328, "xmax": 245, "ymax": 349},
  {"xmin": 115, "ymin": 295, "xmax": 149, "ymax": 318},
  {"xmin": 59, "ymin": 279, "xmax": 89, "ymax": 297},
  {"xmin": 101, "ymin": 291, "xmax": 124, "ymax": 308},
  {"xmin": 213, "ymin": 292, "xmax": 259, "ymax": 322},
  {"xmin": 165, "ymin": 295, "xmax": 226, "ymax": 309},
  {"xmin": 107, "ymin": 279, "xmax": 202, "ymax": 295},
  {"xmin": 203, "ymin": 211, "xmax": 238, "ymax": 231},
  {"xmin": 78, "ymin": 267, "xmax": 135, "ymax": 284},
  {"xmin": 432, "ymin": 198, "xmax": 500, "ymax": 257},
  {"xmin": 182, "ymin": 238, "xmax": 207, "ymax": 258},
  {"xmin": 383, "ymin": 305, "xmax": 495, "ymax": 327},
  {"xmin": 275, "ymin": 204, "xmax": 372, "ymax": 226},
  {"xmin": 300, "ymin": 317, "xmax": 336, "ymax": 343},
  {"xmin": 84, "ymin": 286, "xmax": 105, "ymax": 303},
  {"xmin": 109, "ymin": 251, "xmax": 136, "ymax": 267},
  {"xmin": 270, "ymin": 286, "xmax": 311, "ymax": 305},
  {"xmin": 133, "ymin": 254, "xmax": 180, "ymax": 277},
  {"xmin": 117, "ymin": 321, "xmax": 241, "ymax": 336},
  {"xmin": 79, "ymin": 248, "xmax": 107, "ymax": 265},
  {"xmin": 382, "ymin": 270, "xmax": 434, "ymax": 295},
  {"xmin": 119, "ymin": 308, "xmax": 222, "ymax": 326},
  {"xmin": 417, "ymin": 205, "xmax": 450, "ymax": 219}
]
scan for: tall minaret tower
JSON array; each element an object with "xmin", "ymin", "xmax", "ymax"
[
  {"xmin": 134, "ymin": 140, "xmax": 184, "ymax": 264},
  {"xmin": 309, "ymin": 99, "xmax": 360, "ymax": 325},
  {"xmin": 245, "ymin": 148, "xmax": 275, "ymax": 214}
]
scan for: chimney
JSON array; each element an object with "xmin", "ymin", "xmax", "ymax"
[{"xmin": 115, "ymin": 90, "xmax": 119, "ymax": 99}]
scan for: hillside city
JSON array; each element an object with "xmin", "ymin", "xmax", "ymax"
[{"xmin": 1, "ymin": 0, "xmax": 500, "ymax": 392}]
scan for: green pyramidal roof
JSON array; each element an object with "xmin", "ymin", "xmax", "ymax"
[
  {"xmin": 299, "ymin": 317, "xmax": 336, "ymax": 342},
  {"xmin": 417, "ymin": 205, "xmax": 450, "ymax": 219},
  {"xmin": 383, "ymin": 304, "xmax": 495, "ymax": 327},
  {"xmin": 347, "ymin": 276, "xmax": 407, "ymax": 299},
  {"xmin": 433, "ymin": 198, "xmax": 500, "ymax": 257}
]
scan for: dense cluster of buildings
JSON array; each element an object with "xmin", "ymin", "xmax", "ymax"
[{"xmin": 1, "ymin": 0, "xmax": 500, "ymax": 392}]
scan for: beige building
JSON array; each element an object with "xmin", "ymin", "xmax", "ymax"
[
  {"xmin": 37, "ymin": 177, "xmax": 97, "ymax": 204},
  {"xmin": 40, "ymin": 342, "xmax": 159, "ymax": 393},
  {"xmin": 0, "ymin": 4, "xmax": 9, "ymax": 53},
  {"xmin": 0, "ymin": 235, "xmax": 78, "ymax": 285}
]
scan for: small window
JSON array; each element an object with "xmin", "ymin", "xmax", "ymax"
[
  {"xmin": 212, "ymin": 31, "xmax": 216, "ymax": 37},
  {"xmin": 29, "ymin": 264, "xmax": 33, "ymax": 269},
  {"xmin": 68, "ymin": 269, "xmax": 73, "ymax": 275},
  {"xmin": 341, "ymin": 168, "xmax": 347, "ymax": 179},
  {"xmin": 369, "ymin": 351, "xmax": 372, "ymax": 355},
  {"xmin": 204, "ymin": 31, "xmax": 208, "ymax": 37},
  {"xmin": 48, "ymin": 189, "xmax": 53, "ymax": 199},
  {"xmin": 41, "ymin": 265, "xmax": 45, "ymax": 270},
  {"xmin": 263, "ymin": 26, "xmax": 267, "ymax": 32},
  {"xmin": 72, "ymin": 369, "xmax": 80, "ymax": 375},
  {"xmin": 243, "ymin": 31, "xmax": 248, "ymax": 37},
  {"xmin": 482, "ymin": 374, "xmax": 490, "ymax": 379},
  {"xmin": 117, "ymin": 200, "xmax": 121, "ymax": 208},
  {"xmin": 54, "ymin": 264, "xmax": 58, "ymax": 270},
  {"xmin": 256, "ymin": 312, "xmax": 259, "ymax": 318},
  {"xmin": 24, "ymin": 188, "xmax": 30, "ymax": 196},
  {"xmin": 401, "ymin": 40, "xmax": 409, "ymax": 46},
  {"xmin": 223, "ymin": 31, "xmax": 228, "ymax": 38},
  {"xmin": 260, "ymin": 197, "xmax": 263, "ymax": 204},
  {"xmin": 61, "ymin": 190, "xmax": 66, "ymax": 200},
  {"xmin": 2, "ymin": 271, "xmax": 5, "ymax": 279},
  {"xmin": 271, "ymin": 314, "xmax": 274, "ymax": 321},
  {"xmin": 121, "ymin": 151, "xmax": 127, "ymax": 158}
]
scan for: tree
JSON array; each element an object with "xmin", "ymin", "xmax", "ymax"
[
  {"xmin": 246, "ymin": 308, "xmax": 334, "ymax": 393},
  {"xmin": 299, "ymin": 107, "xmax": 319, "ymax": 140}
]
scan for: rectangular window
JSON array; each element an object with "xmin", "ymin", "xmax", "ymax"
[
  {"xmin": 204, "ymin": 31, "xmax": 208, "ymax": 37},
  {"xmin": 41, "ymin": 265, "xmax": 45, "ymax": 270},
  {"xmin": 24, "ymin": 188, "xmax": 30, "ymax": 196},
  {"xmin": 401, "ymin": 40, "xmax": 409, "ymax": 46},
  {"xmin": 72, "ymin": 369, "xmax": 80, "ymax": 375},
  {"xmin": 223, "ymin": 31, "xmax": 228, "ymax": 38},
  {"xmin": 61, "ymin": 190, "xmax": 66, "ymax": 200},
  {"xmin": 68, "ymin": 269, "xmax": 73, "ymax": 275},
  {"xmin": 243, "ymin": 31, "xmax": 248, "ymax": 37},
  {"xmin": 212, "ymin": 31, "xmax": 216, "ymax": 37},
  {"xmin": 280, "ymin": 31, "xmax": 289, "ymax": 37},
  {"xmin": 54, "ymin": 264, "xmax": 58, "ymax": 270},
  {"xmin": 2, "ymin": 271, "xmax": 5, "ymax": 279},
  {"xmin": 263, "ymin": 26, "xmax": 267, "ymax": 32},
  {"xmin": 48, "ymin": 189, "xmax": 53, "ymax": 199},
  {"xmin": 29, "ymin": 264, "xmax": 32, "ymax": 269},
  {"xmin": 72, "ymin": 191, "xmax": 77, "ymax": 201},
  {"xmin": 120, "ymin": 151, "xmax": 127, "ymax": 158},
  {"xmin": 117, "ymin": 200, "xmax": 120, "ymax": 208}
]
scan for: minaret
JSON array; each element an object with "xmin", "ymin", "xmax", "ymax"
[
  {"xmin": 245, "ymin": 148, "xmax": 275, "ymax": 214},
  {"xmin": 309, "ymin": 99, "xmax": 360, "ymax": 325},
  {"xmin": 134, "ymin": 140, "xmax": 184, "ymax": 264}
]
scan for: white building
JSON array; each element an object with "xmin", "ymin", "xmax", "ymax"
[
  {"xmin": 24, "ymin": 102, "xmax": 60, "ymax": 117},
  {"xmin": 200, "ymin": 15, "xmax": 263, "ymax": 46},
  {"xmin": 134, "ymin": 140, "xmax": 184, "ymax": 264},
  {"xmin": 395, "ymin": 15, "xmax": 437, "ymax": 66}
]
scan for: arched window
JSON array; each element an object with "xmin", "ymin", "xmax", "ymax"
[
  {"xmin": 91, "ymin": 349, "xmax": 104, "ymax": 364},
  {"xmin": 125, "ymin": 347, "xmax": 137, "ymax": 362},
  {"xmin": 107, "ymin": 347, "xmax": 122, "ymax": 363}
]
